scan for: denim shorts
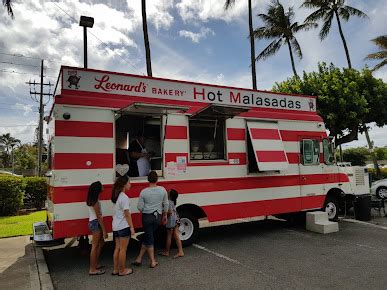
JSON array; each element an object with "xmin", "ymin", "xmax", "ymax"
[
  {"xmin": 142, "ymin": 213, "xmax": 161, "ymax": 248},
  {"xmin": 113, "ymin": 227, "xmax": 131, "ymax": 239},
  {"xmin": 88, "ymin": 219, "xmax": 101, "ymax": 233}
]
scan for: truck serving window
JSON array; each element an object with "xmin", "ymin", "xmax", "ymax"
[
  {"xmin": 301, "ymin": 139, "xmax": 320, "ymax": 165},
  {"xmin": 189, "ymin": 119, "xmax": 226, "ymax": 160},
  {"xmin": 323, "ymin": 138, "xmax": 334, "ymax": 164}
]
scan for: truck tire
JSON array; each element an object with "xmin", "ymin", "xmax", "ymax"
[
  {"xmin": 323, "ymin": 196, "xmax": 339, "ymax": 221},
  {"xmin": 177, "ymin": 210, "xmax": 199, "ymax": 247},
  {"xmin": 376, "ymin": 186, "xmax": 387, "ymax": 200}
]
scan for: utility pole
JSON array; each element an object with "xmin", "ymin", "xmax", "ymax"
[{"xmin": 27, "ymin": 60, "xmax": 53, "ymax": 176}]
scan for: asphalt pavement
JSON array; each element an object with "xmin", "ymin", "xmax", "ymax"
[{"xmin": 45, "ymin": 218, "xmax": 387, "ymax": 290}]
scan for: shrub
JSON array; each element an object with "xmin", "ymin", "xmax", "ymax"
[
  {"xmin": 0, "ymin": 176, "xmax": 25, "ymax": 216},
  {"xmin": 24, "ymin": 177, "xmax": 47, "ymax": 210},
  {"xmin": 369, "ymin": 168, "xmax": 387, "ymax": 182}
]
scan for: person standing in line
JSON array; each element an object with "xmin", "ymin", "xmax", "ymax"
[
  {"xmin": 87, "ymin": 181, "xmax": 107, "ymax": 275},
  {"xmin": 160, "ymin": 189, "xmax": 184, "ymax": 258},
  {"xmin": 132, "ymin": 171, "xmax": 169, "ymax": 268},
  {"xmin": 111, "ymin": 176, "xmax": 136, "ymax": 276}
]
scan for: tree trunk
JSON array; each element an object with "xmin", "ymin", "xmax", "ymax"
[
  {"xmin": 286, "ymin": 40, "xmax": 299, "ymax": 78},
  {"xmin": 248, "ymin": 0, "xmax": 257, "ymax": 89},
  {"xmin": 334, "ymin": 10, "xmax": 352, "ymax": 69},
  {"xmin": 363, "ymin": 125, "xmax": 381, "ymax": 178},
  {"xmin": 142, "ymin": 0, "xmax": 152, "ymax": 77}
]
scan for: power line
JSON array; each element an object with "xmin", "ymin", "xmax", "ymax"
[
  {"xmin": 0, "ymin": 61, "xmax": 41, "ymax": 68},
  {"xmin": 52, "ymin": 2, "xmax": 145, "ymax": 76},
  {"xmin": 0, "ymin": 124, "xmax": 38, "ymax": 128},
  {"xmin": 0, "ymin": 69, "xmax": 54, "ymax": 78},
  {"xmin": 0, "ymin": 52, "xmax": 41, "ymax": 60}
]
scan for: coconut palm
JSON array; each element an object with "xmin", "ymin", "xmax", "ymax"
[
  {"xmin": 365, "ymin": 35, "xmax": 387, "ymax": 72},
  {"xmin": 0, "ymin": 133, "xmax": 20, "ymax": 173},
  {"xmin": 142, "ymin": 0, "xmax": 152, "ymax": 77},
  {"xmin": 301, "ymin": 0, "xmax": 367, "ymax": 69},
  {"xmin": 254, "ymin": 0, "xmax": 317, "ymax": 78},
  {"xmin": 225, "ymin": 0, "xmax": 257, "ymax": 89},
  {"xmin": 2, "ymin": 0, "xmax": 14, "ymax": 19}
]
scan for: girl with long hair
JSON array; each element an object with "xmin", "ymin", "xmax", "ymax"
[
  {"xmin": 86, "ymin": 181, "xmax": 107, "ymax": 275},
  {"xmin": 111, "ymin": 176, "xmax": 135, "ymax": 276}
]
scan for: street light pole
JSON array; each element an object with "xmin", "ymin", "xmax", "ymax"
[{"xmin": 79, "ymin": 16, "xmax": 94, "ymax": 69}]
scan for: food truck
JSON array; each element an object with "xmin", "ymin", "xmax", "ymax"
[{"xmin": 45, "ymin": 66, "xmax": 369, "ymax": 246}]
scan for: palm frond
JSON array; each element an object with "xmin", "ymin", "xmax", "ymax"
[
  {"xmin": 290, "ymin": 37, "xmax": 303, "ymax": 59},
  {"xmin": 257, "ymin": 13, "xmax": 278, "ymax": 27},
  {"xmin": 371, "ymin": 35, "xmax": 387, "ymax": 50},
  {"xmin": 254, "ymin": 27, "xmax": 282, "ymax": 40},
  {"xmin": 292, "ymin": 22, "xmax": 318, "ymax": 33},
  {"xmin": 224, "ymin": 0, "xmax": 236, "ymax": 10},
  {"xmin": 340, "ymin": 5, "xmax": 368, "ymax": 20},
  {"xmin": 319, "ymin": 11, "xmax": 334, "ymax": 40},
  {"xmin": 256, "ymin": 39, "xmax": 283, "ymax": 61},
  {"xmin": 2, "ymin": 0, "xmax": 14, "ymax": 18},
  {"xmin": 371, "ymin": 59, "xmax": 387, "ymax": 72},
  {"xmin": 304, "ymin": 8, "xmax": 326, "ymax": 22},
  {"xmin": 300, "ymin": 0, "xmax": 326, "ymax": 9},
  {"xmin": 365, "ymin": 51, "xmax": 387, "ymax": 60}
]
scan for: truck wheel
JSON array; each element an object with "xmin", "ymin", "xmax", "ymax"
[
  {"xmin": 376, "ymin": 187, "xmax": 387, "ymax": 200},
  {"xmin": 323, "ymin": 196, "xmax": 339, "ymax": 221},
  {"xmin": 178, "ymin": 210, "xmax": 199, "ymax": 247}
]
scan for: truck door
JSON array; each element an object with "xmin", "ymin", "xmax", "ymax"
[{"xmin": 299, "ymin": 139, "xmax": 325, "ymax": 210}]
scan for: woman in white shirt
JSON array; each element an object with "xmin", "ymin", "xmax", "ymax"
[
  {"xmin": 111, "ymin": 176, "xmax": 135, "ymax": 276},
  {"xmin": 87, "ymin": 181, "xmax": 107, "ymax": 275}
]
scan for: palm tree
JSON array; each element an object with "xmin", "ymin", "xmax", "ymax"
[
  {"xmin": 301, "ymin": 0, "xmax": 367, "ymax": 69},
  {"xmin": 0, "ymin": 133, "xmax": 20, "ymax": 173},
  {"xmin": 254, "ymin": 0, "xmax": 317, "ymax": 78},
  {"xmin": 142, "ymin": 0, "xmax": 152, "ymax": 77},
  {"xmin": 2, "ymin": 0, "xmax": 14, "ymax": 19},
  {"xmin": 365, "ymin": 35, "xmax": 387, "ymax": 72},
  {"xmin": 225, "ymin": 0, "xmax": 257, "ymax": 90}
]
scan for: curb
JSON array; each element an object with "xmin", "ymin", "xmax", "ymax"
[{"xmin": 34, "ymin": 245, "xmax": 54, "ymax": 290}]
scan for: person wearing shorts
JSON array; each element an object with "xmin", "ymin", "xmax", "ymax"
[
  {"xmin": 111, "ymin": 176, "xmax": 135, "ymax": 276},
  {"xmin": 132, "ymin": 171, "xmax": 169, "ymax": 268}
]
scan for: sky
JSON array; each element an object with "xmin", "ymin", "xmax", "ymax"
[{"xmin": 0, "ymin": 0, "xmax": 386, "ymax": 149}]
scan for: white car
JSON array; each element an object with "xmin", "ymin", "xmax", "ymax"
[{"xmin": 371, "ymin": 179, "xmax": 387, "ymax": 199}]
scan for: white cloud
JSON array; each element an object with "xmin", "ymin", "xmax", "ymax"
[
  {"xmin": 13, "ymin": 103, "xmax": 34, "ymax": 116},
  {"xmin": 179, "ymin": 27, "xmax": 215, "ymax": 43}
]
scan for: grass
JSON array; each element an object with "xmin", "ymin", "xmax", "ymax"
[{"xmin": 0, "ymin": 210, "xmax": 46, "ymax": 238}]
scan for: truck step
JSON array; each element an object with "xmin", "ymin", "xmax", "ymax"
[{"xmin": 306, "ymin": 211, "xmax": 339, "ymax": 234}]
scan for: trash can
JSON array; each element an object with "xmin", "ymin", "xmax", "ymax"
[{"xmin": 354, "ymin": 195, "xmax": 371, "ymax": 221}]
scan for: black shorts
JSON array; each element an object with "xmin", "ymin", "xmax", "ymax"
[
  {"xmin": 142, "ymin": 213, "xmax": 161, "ymax": 248},
  {"xmin": 113, "ymin": 227, "xmax": 131, "ymax": 239}
]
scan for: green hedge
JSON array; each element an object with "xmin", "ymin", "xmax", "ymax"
[
  {"xmin": 0, "ymin": 176, "xmax": 47, "ymax": 216},
  {"xmin": 0, "ymin": 176, "xmax": 26, "ymax": 216},
  {"xmin": 369, "ymin": 168, "xmax": 387, "ymax": 182},
  {"xmin": 24, "ymin": 177, "xmax": 47, "ymax": 210}
]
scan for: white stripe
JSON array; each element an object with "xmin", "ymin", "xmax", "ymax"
[
  {"xmin": 53, "ymin": 184, "xmax": 325, "ymax": 221},
  {"xmin": 283, "ymin": 141, "xmax": 299, "ymax": 153},
  {"xmin": 227, "ymin": 140, "xmax": 246, "ymax": 152},
  {"xmin": 256, "ymin": 162, "xmax": 289, "ymax": 171},
  {"xmin": 193, "ymin": 244, "xmax": 241, "ymax": 265},
  {"xmin": 226, "ymin": 118, "xmax": 245, "ymax": 129},
  {"xmin": 55, "ymin": 105, "xmax": 114, "ymax": 123},
  {"xmin": 52, "ymin": 169, "xmax": 114, "ymax": 186},
  {"xmin": 55, "ymin": 137, "xmax": 114, "ymax": 153},
  {"xmin": 164, "ymin": 114, "xmax": 188, "ymax": 126},
  {"xmin": 278, "ymin": 120, "xmax": 326, "ymax": 132},
  {"xmin": 251, "ymin": 140, "xmax": 285, "ymax": 152},
  {"xmin": 164, "ymin": 140, "xmax": 189, "ymax": 153}
]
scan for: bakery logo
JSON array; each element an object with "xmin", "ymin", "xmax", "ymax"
[
  {"xmin": 94, "ymin": 74, "xmax": 147, "ymax": 93},
  {"xmin": 67, "ymin": 71, "xmax": 81, "ymax": 89}
]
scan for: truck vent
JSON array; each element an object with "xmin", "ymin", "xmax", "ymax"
[{"xmin": 355, "ymin": 168, "xmax": 365, "ymax": 186}]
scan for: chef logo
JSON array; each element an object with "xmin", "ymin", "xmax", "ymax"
[{"xmin": 67, "ymin": 71, "xmax": 81, "ymax": 89}]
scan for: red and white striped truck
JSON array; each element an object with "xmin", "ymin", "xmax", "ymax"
[{"xmin": 45, "ymin": 66, "xmax": 369, "ymax": 246}]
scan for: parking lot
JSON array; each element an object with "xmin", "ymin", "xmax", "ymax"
[{"xmin": 44, "ymin": 214, "xmax": 387, "ymax": 290}]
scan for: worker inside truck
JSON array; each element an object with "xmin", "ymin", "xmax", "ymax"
[{"xmin": 115, "ymin": 114, "xmax": 162, "ymax": 178}]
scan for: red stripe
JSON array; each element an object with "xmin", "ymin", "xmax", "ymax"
[
  {"xmin": 53, "ymin": 153, "xmax": 113, "ymax": 170},
  {"xmin": 52, "ymin": 195, "xmax": 325, "ymax": 238},
  {"xmin": 286, "ymin": 153, "xmax": 300, "ymax": 164},
  {"xmin": 227, "ymin": 128, "xmax": 246, "ymax": 140},
  {"xmin": 250, "ymin": 128, "xmax": 281, "ymax": 140},
  {"xmin": 256, "ymin": 151, "xmax": 287, "ymax": 162},
  {"xmin": 165, "ymin": 125, "xmax": 187, "ymax": 139},
  {"xmin": 56, "ymin": 120, "xmax": 113, "ymax": 138},
  {"xmin": 280, "ymin": 130, "xmax": 327, "ymax": 141},
  {"xmin": 50, "ymin": 173, "xmax": 350, "ymax": 204}
]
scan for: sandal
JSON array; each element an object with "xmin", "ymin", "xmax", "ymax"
[
  {"xmin": 149, "ymin": 262, "xmax": 159, "ymax": 268},
  {"xmin": 111, "ymin": 272, "xmax": 118, "ymax": 276},
  {"xmin": 89, "ymin": 269, "xmax": 105, "ymax": 276},
  {"xmin": 173, "ymin": 253, "xmax": 184, "ymax": 259},
  {"xmin": 131, "ymin": 261, "xmax": 142, "ymax": 267},
  {"xmin": 159, "ymin": 252, "xmax": 169, "ymax": 257},
  {"xmin": 118, "ymin": 268, "xmax": 134, "ymax": 276},
  {"xmin": 96, "ymin": 265, "xmax": 105, "ymax": 270}
]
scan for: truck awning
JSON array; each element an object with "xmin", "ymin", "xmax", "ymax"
[
  {"xmin": 246, "ymin": 121, "xmax": 289, "ymax": 171},
  {"xmin": 190, "ymin": 104, "xmax": 249, "ymax": 119},
  {"xmin": 119, "ymin": 103, "xmax": 189, "ymax": 116}
]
